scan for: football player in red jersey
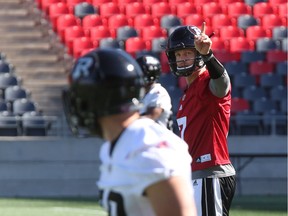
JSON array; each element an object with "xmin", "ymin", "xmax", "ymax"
[{"xmin": 165, "ymin": 22, "xmax": 236, "ymax": 216}]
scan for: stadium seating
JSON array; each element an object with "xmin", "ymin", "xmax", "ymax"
[
  {"xmin": 233, "ymin": 72, "xmax": 256, "ymax": 90},
  {"xmin": 256, "ymin": 38, "xmax": 280, "ymax": 52},
  {"xmin": 37, "ymin": 0, "xmax": 288, "ymax": 136},
  {"xmin": 237, "ymin": 14, "xmax": 259, "ymax": 30},
  {"xmin": 253, "ymin": 2, "xmax": 276, "ymax": 19},
  {"xmin": 99, "ymin": 37, "xmax": 121, "ymax": 49},
  {"xmin": 262, "ymin": 109, "xmax": 287, "ymax": 135},
  {"xmin": 249, "ymin": 62, "xmax": 275, "ymax": 77},
  {"xmin": 241, "ymin": 51, "xmax": 266, "ymax": 63},
  {"xmin": 231, "ymin": 97, "xmax": 250, "ymax": 115},
  {"xmin": 272, "ymin": 26, "xmax": 288, "ymax": 40},
  {"xmin": 74, "ymin": 2, "xmax": 97, "ymax": 19},
  {"xmin": 242, "ymin": 85, "xmax": 267, "ymax": 101},
  {"xmin": 13, "ymin": 98, "xmax": 37, "ymax": 116},
  {"xmin": 0, "ymin": 60, "xmax": 13, "ymax": 73},
  {"xmin": 234, "ymin": 110, "xmax": 262, "ymax": 135},
  {"xmin": 22, "ymin": 111, "xmax": 49, "ymax": 136},
  {"xmin": 160, "ymin": 14, "xmax": 182, "ymax": 31},
  {"xmin": 175, "ymin": 2, "xmax": 198, "ymax": 19},
  {"xmin": 48, "ymin": 2, "xmax": 70, "ymax": 30},
  {"xmin": 0, "ymin": 111, "xmax": 19, "ymax": 136}
]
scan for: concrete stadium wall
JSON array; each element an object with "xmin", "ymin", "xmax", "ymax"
[{"xmin": 0, "ymin": 135, "xmax": 286, "ymax": 198}]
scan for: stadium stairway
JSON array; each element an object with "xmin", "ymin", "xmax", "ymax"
[{"xmin": 0, "ymin": 0, "xmax": 73, "ymax": 118}]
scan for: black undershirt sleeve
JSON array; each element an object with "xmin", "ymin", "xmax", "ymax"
[{"xmin": 201, "ymin": 50, "xmax": 225, "ymax": 79}]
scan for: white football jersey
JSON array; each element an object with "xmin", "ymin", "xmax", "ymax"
[
  {"xmin": 97, "ymin": 118, "xmax": 192, "ymax": 216},
  {"xmin": 139, "ymin": 83, "xmax": 172, "ymax": 128}
]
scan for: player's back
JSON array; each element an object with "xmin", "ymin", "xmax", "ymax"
[{"xmin": 97, "ymin": 117, "xmax": 192, "ymax": 216}]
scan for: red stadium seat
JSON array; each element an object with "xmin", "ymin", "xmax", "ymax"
[
  {"xmin": 107, "ymin": 14, "xmax": 132, "ymax": 37},
  {"xmin": 219, "ymin": 26, "xmax": 245, "ymax": 40},
  {"xmin": 229, "ymin": 37, "xmax": 255, "ymax": 52},
  {"xmin": 211, "ymin": 14, "xmax": 236, "ymax": 29},
  {"xmin": 159, "ymin": 51, "xmax": 170, "ymax": 73},
  {"xmin": 92, "ymin": 0, "xmax": 113, "ymax": 8},
  {"xmin": 185, "ymin": 14, "xmax": 210, "ymax": 27},
  {"xmin": 133, "ymin": 14, "xmax": 158, "ymax": 30},
  {"xmin": 117, "ymin": 0, "xmax": 139, "ymax": 6},
  {"xmin": 49, "ymin": 2, "xmax": 70, "ymax": 30},
  {"xmin": 125, "ymin": 37, "xmax": 148, "ymax": 57},
  {"xmin": 277, "ymin": 3, "xmax": 288, "ymax": 18},
  {"xmin": 249, "ymin": 62, "xmax": 275, "ymax": 76},
  {"xmin": 201, "ymin": 2, "xmax": 225, "ymax": 18},
  {"xmin": 253, "ymin": 2, "xmax": 276, "ymax": 19},
  {"xmin": 142, "ymin": 0, "xmax": 165, "ymax": 5},
  {"xmin": 231, "ymin": 98, "xmax": 250, "ymax": 115},
  {"xmin": 64, "ymin": 26, "xmax": 85, "ymax": 54},
  {"xmin": 246, "ymin": 26, "xmax": 272, "ymax": 41},
  {"xmin": 218, "ymin": 0, "xmax": 244, "ymax": 3},
  {"xmin": 211, "ymin": 37, "xmax": 230, "ymax": 52},
  {"xmin": 82, "ymin": 14, "xmax": 104, "ymax": 36},
  {"xmin": 56, "ymin": 14, "xmax": 81, "ymax": 41},
  {"xmin": 66, "ymin": 0, "xmax": 86, "ymax": 8},
  {"xmin": 151, "ymin": 2, "xmax": 173, "ymax": 19},
  {"xmin": 261, "ymin": 14, "xmax": 287, "ymax": 29},
  {"xmin": 141, "ymin": 26, "xmax": 167, "ymax": 47},
  {"xmin": 175, "ymin": 2, "xmax": 198, "ymax": 19},
  {"xmin": 125, "ymin": 2, "xmax": 149, "ymax": 18},
  {"xmin": 41, "ymin": 0, "xmax": 63, "ymax": 15},
  {"xmin": 73, "ymin": 37, "xmax": 95, "ymax": 58},
  {"xmin": 214, "ymin": 51, "xmax": 241, "ymax": 63},
  {"xmin": 89, "ymin": 25, "xmax": 111, "ymax": 47},
  {"xmin": 268, "ymin": 0, "xmax": 287, "ymax": 5},
  {"xmin": 194, "ymin": 0, "xmax": 213, "ymax": 4},
  {"xmin": 266, "ymin": 50, "xmax": 288, "ymax": 63},
  {"xmin": 211, "ymin": 36, "xmax": 241, "ymax": 63},
  {"xmin": 99, "ymin": 2, "xmax": 121, "ymax": 20},
  {"xmin": 226, "ymin": 2, "xmax": 252, "ymax": 18}
]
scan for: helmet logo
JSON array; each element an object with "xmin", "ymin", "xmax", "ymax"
[
  {"xmin": 72, "ymin": 57, "xmax": 94, "ymax": 80},
  {"xmin": 127, "ymin": 64, "xmax": 135, "ymax": 72},
  {"xmin": 188, "ymin": 26, "xmax": 201, "ymax": 36}
]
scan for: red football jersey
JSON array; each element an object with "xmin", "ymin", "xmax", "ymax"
[{"xmin": 176, "ymin": 70, "xmax": 231, "ymax": 171}]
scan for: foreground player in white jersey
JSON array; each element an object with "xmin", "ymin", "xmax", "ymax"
[
  {"xmin": 63, "ymin": 48, "xmax": 197, "ymax": 216},
  {"xmin": 136, "ymin": 55, "xmax": 173, "ymax": 129}
]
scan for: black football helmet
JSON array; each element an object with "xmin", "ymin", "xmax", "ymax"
[
  {"xmin": 136, "ymin": 55, "xmax": 161, "ymax": 84},
  {"xmin": 165, "ymin": 26, "xmax": 204, "ymax": 77},
  {"xmin": 62, "ymin": 48, "xmax": 145, "ymax": 137}
]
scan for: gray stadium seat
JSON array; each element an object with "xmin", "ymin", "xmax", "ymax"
[
  {"xmin": 256, "ymin": 38, "xmax": 280, "ymax": 52},
  {"xmin": 74, "ymin": 2, "xmax": 97, "ymax": 19},
  {"xmin": 235, "ymin": 110, "xmax": 262, "ymax": 135},
  {"xmin": 237, "ymin": 15, "xmax": 258, "ymax": 30},
  {"xmin": 160, "ymin": 14, "xmax": 182, "ymax": 31},
  {"xmin": 0, "ymin": 111, "xmax": 19, "ymax": 136},
  {"xmin": 272, "ymin": 26, "xmax": 288, "ymax": 40},
  {"xmin": 99, "ymin": 37, "xmax": 121, "ymax": 49},
  {"xmin": 116, "ymin": 26, "xmax": 138, "ymax": 41},
  {"xmin": 241, "ymin": 51, "xmax": 265, "ymax": 63},
  {"xmin": 22, "ymin": 111, "xmax": 48, "ymax": 136},
  {"xmin": 252, "ymin": 97, "xmax": 278, "ymax": 114},
  {"xmin": 13, "ymin": 98, "xmax": 36, "ymax": 116}
]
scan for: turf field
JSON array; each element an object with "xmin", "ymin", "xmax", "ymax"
[{"xmin": 0, "ymin": 195, "xmax": 286, "ymax": 216}]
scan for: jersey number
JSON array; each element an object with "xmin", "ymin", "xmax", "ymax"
[{"xmin": 177, "ymin": 116, "xmax": 187, "ymax": 139}]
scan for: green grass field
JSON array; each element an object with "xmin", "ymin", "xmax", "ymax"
[{"xmin": 0, "ymin": 195, "xmax": 286, "ymax": 216}]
